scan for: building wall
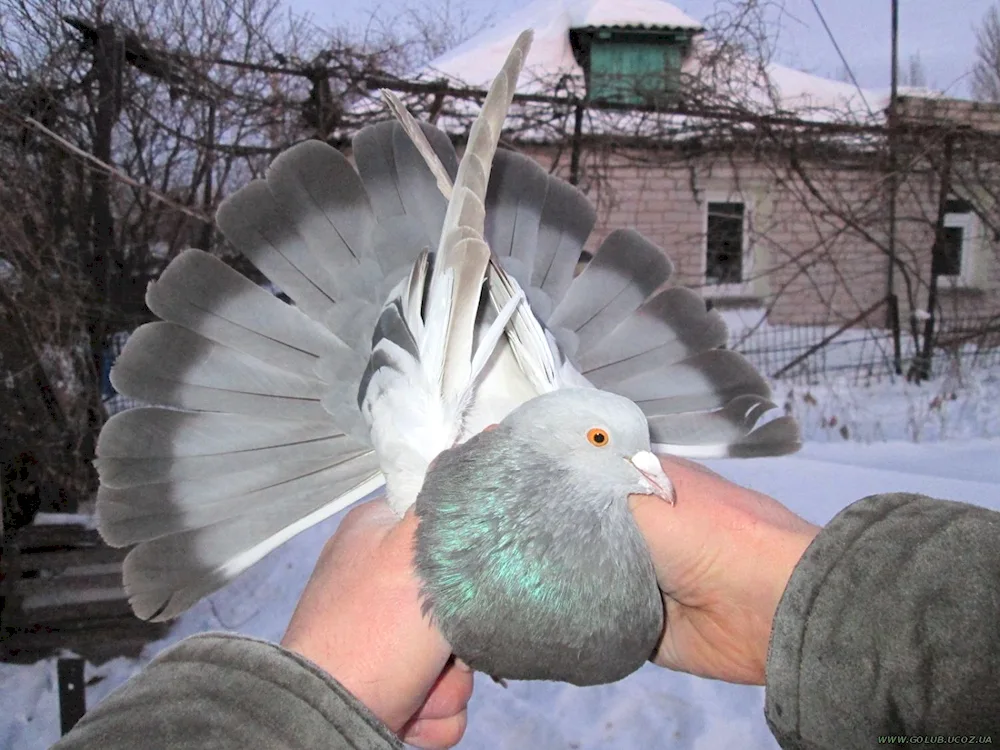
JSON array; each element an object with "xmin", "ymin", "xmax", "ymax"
[{"xmin": 524, "ymin": 145, "xmax": 1000, "ymax": 327}]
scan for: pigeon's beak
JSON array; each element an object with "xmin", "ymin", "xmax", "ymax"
[{"xmin": 628, "ymin": 450, "xmax": 676, "ymax": 505}]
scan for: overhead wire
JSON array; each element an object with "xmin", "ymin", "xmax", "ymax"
[{"xmin": 806, "ymin": 0, "xmax": 874, "ymax": 117}]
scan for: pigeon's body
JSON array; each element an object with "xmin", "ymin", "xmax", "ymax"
[
  {"xmin": 95, "ymin": 30, "xmax": 799, "ymax": 682},
  {"xmin": 415, "ymin": 389, "xmax": 665, "ymax": 685}
]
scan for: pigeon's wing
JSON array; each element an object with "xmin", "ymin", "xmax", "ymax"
[{"xmin": 95, "ymin": 125, "xmax": 462, "ymax": 620}]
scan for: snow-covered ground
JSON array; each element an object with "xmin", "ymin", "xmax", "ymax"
[
  {"xmin": 4, "ymin": 309, "xmax": 1000, "ymax": 750},
  {"xmin": 5, "ymin": 426, "xmax": 999, "ymax": 749},
  {"xmin": 719, "ymin": 308, "xmax": 1000, "ymax": 444}
]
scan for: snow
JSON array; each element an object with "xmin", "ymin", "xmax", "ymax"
[
  {"xmin": 4, "ymin": 382, "xmax": 999, "ymax": 748},
  {"xmin": 716, "ymin": 310, "xmax": 1000, "ymax": 444}
]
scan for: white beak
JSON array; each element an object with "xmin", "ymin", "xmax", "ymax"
[{"xmin": 628, "ymin": 450, "xmax": 676, "ymax": 505}]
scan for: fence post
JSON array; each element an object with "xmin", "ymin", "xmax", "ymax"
[
  {"xmin": 58, "ymin": 657, "xmax": 86, "ymax": 735},
  {"xmin": 910, "ymin": 134, "xmax": 956, "ymax": 382}
]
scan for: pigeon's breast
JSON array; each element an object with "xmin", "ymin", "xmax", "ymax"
[{"xmin": 414, "ymin": 432, "xmax": 663, "ymax": 686}]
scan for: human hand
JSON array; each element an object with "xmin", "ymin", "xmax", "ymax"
[
  {"xmin": 281, "ymin": 500, "xmax": 473, "ymax": 749},
  {"xmin": 629, "ymin": 456, "xmax": 819, "ymax": 685}
]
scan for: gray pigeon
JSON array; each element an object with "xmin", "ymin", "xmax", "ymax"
[
  {"xmin": 94, "ymin": 27, "xmax": 799, "ymax": 684},
  {"xmin": 415, "ymin": 388, "xmax": 673, "ymax": 686}
]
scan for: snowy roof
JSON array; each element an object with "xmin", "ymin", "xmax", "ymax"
[
  {"xmin": 410, "ymin": 0, "xmax": 894, "ymax": 125},
  {"xmin": 419, "ymin": 0, "xmax": 703, "ymax": 92}
]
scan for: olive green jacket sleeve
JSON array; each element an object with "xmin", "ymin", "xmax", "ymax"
[
  {"xmin": 765, "ymin": 493, "xmax": 1000, "ymax": 748},
  {"xmin": 52, "ymin": 632, "xmax": 401, "ymax": 750}
]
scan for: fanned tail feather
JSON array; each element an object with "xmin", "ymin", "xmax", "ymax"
[
  {"xmin": 98, "ymin": 124, "xmax": 459, "ymax": 619},
  {"xmin": 97, "ymin": 26, "xmax": 798, "ymax": 625},
  {"xmin": 101, "ymin": 252, "xmax": 385, "ymax": 619},
  {"xmin": 118, "ymin": 472, "xmax": 383, "ymax": 621}
]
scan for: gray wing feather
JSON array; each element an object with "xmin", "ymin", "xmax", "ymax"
[
  {"xmin": 720, "ymin": 417, "xmax": 801, "ymax": 457},
  {"xmin": 371, "ymin": 215, "xmax": 438, "ymax": 278},
  {"xmin": 99, "ymin": 445, "xmax": 374, "ymax": 545},
  {"xmin": 146, "ymin": 249, "xmax": 344, "ymax": 377},
  {"xmin": 120, "ymin": 464, "xmax": 381, "ymax": 621},
  {"xmin": 533, "ymin": 178, "xmax": 595, "ymax": 303},
  {"xmin": 548, "ymin": 229, "xmax": 674, "ymax": 353},
  {"xmin": 647, "ymin": 394, "xmax": 778, "ymax": 444},
  {"xmin": 97, "ymin": 434, "xmax": 356, "ymax": 488},
  {"xmin": 612, "ymin": 350, "xmax": 771, "ymax": 415},
  {"xmin": 97, "ymin": 403, "xmax": 381, "ymax": 622},
  {"xmin": 485, "ymin": 149, "xmax": 549, "ymax": 275},
  {"xmin": 578, "ymin": 287, "xmax": 728, "ymax": 381},
  {"xmin": 649, "ymin": 395, "xmax": 801, "ymax": 458},
  {"xmin": 353, "ymin": 122, "xmax": 405, "ymax": 218},
  {"xmin": 111, "ymin": 323, "xmax": 329, "ymax": 421},
  {"xmin": 96, "ymin": 409, "xmax": 341, "ymax": 461},
  {"xmin": 569, "ymin": 280, "xmax": 799, "ymax": 455},
  {"xmin": 354, "ymin": 120, "xmax": 459, "ymax": 276},
  {"xmin": 391, "ymin": 124, "xmax": 449, "ymax": 248},
  {"xmin": 265, "ymin": 140, "xmax": 375, "ymax": 269},
  {"xmin": 216, "ymin": 181, "xmax": 339, "ymax": 322},
  {"xmin": 324, "ymin": 298, "xmax": 382, "ymax": 353}
]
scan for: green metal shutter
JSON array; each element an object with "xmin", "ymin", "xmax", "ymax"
[{"xmin": 589, "ymin": 40, "xmax": 681, "ymax": 104}]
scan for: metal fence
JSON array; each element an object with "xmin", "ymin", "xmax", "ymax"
[{"xmin": 733, "ymin": 314, "xmax": 1000, "ymax": 385}]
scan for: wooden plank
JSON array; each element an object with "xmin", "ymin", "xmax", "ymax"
[
  {"xmin": 16, "ymin": 571, "xmax": 125, "ymax": 598},
  {"xmin": 19, "ymin": 598, "xmax": 138, "ymax": 625},
  {"xmin": 15, "ymin": 525, "xmax": 103, "ymax": 551},
  {"xmin": 2, "ymin": 623, "xmax": 167, "ymax": 664},
  {"xmin": 14, "ymin": 613, "xmax": 154, "ymax": 634},
  {"xmin": 19, "ymin": 546, "xmax": 128, "ymax": 571},
  {"xmin": 1, "ymin": 520, "xmax": 168, "ymax": 667}
]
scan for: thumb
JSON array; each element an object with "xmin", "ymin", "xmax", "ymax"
[
  {"xmin": 629, "ymin": 455, "xmax": 819, "ymax": 607},
  {"xmin": 628, "ymin": 457, "xmax": 726, "ymax": 596}
]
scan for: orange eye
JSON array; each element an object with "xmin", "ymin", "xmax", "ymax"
[{"xmin": 587, "ymin": 428, "xmax": 610, "ymax": 447}]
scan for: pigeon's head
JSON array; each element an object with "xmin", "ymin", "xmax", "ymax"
[{"xmin": 501, "ymin": 388, "xmax": 675, "ymax": 506}]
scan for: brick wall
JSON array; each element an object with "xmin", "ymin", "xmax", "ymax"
[{"xmin": 523, "ymin": 145, "xmax": 1000, "ymax": 327}]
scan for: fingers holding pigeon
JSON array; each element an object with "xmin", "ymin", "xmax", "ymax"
[
  {"xmin": 629, "ymin": 456, "xmax": 819, "ymax": 685},
  {"xmin": 281, "ymin": 500, "xmax": 472, "ymax": 746}
]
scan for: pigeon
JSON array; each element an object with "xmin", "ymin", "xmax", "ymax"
[
  {"xmin": 95, "ymin": 27, "xmax": 799, "ymax": 669},
  {"xmin": 415, "ymin": 387, "xmax": 673, "ymax": 686}
]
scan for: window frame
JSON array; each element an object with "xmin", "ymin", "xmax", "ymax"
[
  {"xmin": 702, "ymin": 191, "xmax": 756, "ymax": 298},
  {"xmin": 937, "ymin": 207, "xmax": 977, "ymax": 288}
]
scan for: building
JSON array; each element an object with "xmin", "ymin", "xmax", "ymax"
[{"xmin": 401, "ymin": 0, "xmax": 1000, "ymax": 330}]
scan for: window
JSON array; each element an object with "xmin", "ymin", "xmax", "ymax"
[
  {"xmin": 936, "ymin": 226, "xmax": 964, "ymax": 277},
  {"xmin": 706, "ymin": 202, "xmax": 745, "ymax": 286},
  {"xmin": 570, "ymin": 28, "xmax": 694, "ymax": 106},
  {"xmin": 934, "ymin": 199, "xmax": 975, "ymax": 283}
]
